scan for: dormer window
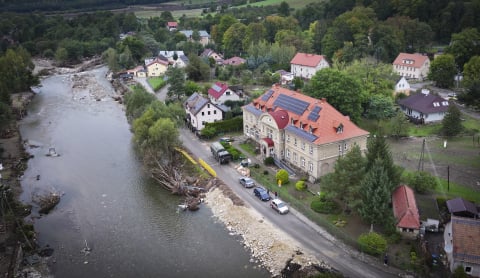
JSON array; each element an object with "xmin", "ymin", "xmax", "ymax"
[
  {"xmin": 309, "ymin": 126, "xmax": 313, "ymax": 134},
  {"xmin": 433, "ymin": 102, "xmax": 440, "ymax": 107},
  {"xmin": 336, "ymin": 123, "xmax": 344, "ymax": 134},
  {"xmin": 290, "ymin": 118, "xmax": 295, "ymax": 125}
]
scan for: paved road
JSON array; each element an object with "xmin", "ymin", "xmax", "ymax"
[
  {"xmin": 132, "ymin": 78, "xmax": 406, "ymax": 277},
  {"xmin": 179, "ymin": 128, "xmax": 405, "ymax": 278}
]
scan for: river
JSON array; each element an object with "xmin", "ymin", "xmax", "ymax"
[{"xmin": 18, "ymin": 66, "xmax": 269, "ymax": 278}]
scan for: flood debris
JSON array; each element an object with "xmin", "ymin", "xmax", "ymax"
[
  {"xmin": 34, "ymin": 192, "xmax": 61, "ymax": 214},
  {"xmin": 45, "ymin": 148, "xmax": 60, "ymax": 157}
]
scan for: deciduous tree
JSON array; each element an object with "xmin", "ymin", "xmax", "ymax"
[
  {"xmin": 303, "ymin": 68, "xmax": 365, "ymax": 123},
  {"xmin": 428, "ymin": 54, "xmax": 456, "ymax": 88}
]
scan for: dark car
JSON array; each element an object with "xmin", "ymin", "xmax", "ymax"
[
  {"xmin": 253, "ymin": 187, "xmax": 271, "ymax": 201},
  {"xmin": 239, "ymin": 177, "xmax": 255, "ymax": 188}
]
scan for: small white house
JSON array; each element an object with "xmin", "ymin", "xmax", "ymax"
[
  {"xmin": 397, "ymin": 89, "xmax": 449, "ymax": 124},
  {"xmin": 290, "ymin": 53, "xmax": 329, "ymax": 80},
  {"xmin": 394, "ymin": 76, "xmax": 411, "ymax": 95},
  {"xmin": 184, "ymin": 92, "xmax": 224, "ymax": 131}
]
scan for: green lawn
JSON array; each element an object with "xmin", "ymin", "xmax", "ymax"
[{"xmin": 147, "ymin": 77, "xmax": 166, "ymax": 91}]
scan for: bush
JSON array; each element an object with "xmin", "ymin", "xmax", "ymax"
[
  {"xmin": 276, "ymin": 169, "xmax": 289, "ymax": 185},
  {"xmin": 264, "ymin": 156, "xmax": 274, "ymax": 165},
  {"xmin": 310, "ymin": 194, "xmax": 340, "ymax": 214},
  {"xmin": 358, "ymin": 232, "xmax": 387, "ymax": 256},
  {"xmin": 295, "ymin": 180, "xmax": 306, "ymax": 191},
  {"xmin": 263, "ymin": 170, "xmax": 269, "ymax": 175},
  {"xmin": 253, "ymin": 163, "xmax": 260, "ymax": 168},
  {"xmin": 408, "ymin": 171, "xmax": 437, "ymax": 193}
]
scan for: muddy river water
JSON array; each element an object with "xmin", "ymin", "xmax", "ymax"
[{"xmin": 18, "ymin": 67, "xmax": 268, "ymax": 277}]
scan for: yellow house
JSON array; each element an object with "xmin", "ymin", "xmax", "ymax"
[{"xmin": 146, "ymin": 57, "xmax": 168, "ymax": 77}]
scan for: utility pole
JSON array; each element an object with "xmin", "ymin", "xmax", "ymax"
[
  {"xmin": 418, "ymin": 138, "xmax": 426, "ymax": 171},
  {"xmin": 447, "ymin": 165, "xmax": 450, "ymax": 191}
]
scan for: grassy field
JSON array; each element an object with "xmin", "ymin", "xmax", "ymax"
[{"xmin": 134, "ymin": 0, "xmax": 320, "ymax": 19}]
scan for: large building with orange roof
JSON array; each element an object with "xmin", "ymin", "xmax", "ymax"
[
  {"xmin": 242, "ymin": 84, "xmax": 369, "ymax": 180},
  {"xmin": 392, "ymin": 53, "xmax": 430, "ymax": 81}
]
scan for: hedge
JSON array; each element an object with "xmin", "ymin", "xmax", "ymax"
[{"xmin": 204, "ymin": 116, "xmax": 243, "ymax": 134}]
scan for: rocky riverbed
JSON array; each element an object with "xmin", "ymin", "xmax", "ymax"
[{"xmin": 205, "ymin": 188, "xmax": 334, "ymax": 277}]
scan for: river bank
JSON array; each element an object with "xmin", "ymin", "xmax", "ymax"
[{"xmin": 5, "ymin": 58, "xmax": 331, "ymax": 278}]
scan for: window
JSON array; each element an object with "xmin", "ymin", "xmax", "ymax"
[
  {"xmin": 302, "ymin": 142, "xmax": 305, "ymax": 150},
  {"xmin": 293, "ymin": 152, "xmax": 297, "ymax": 162},
  {"xmin": 290, "ymin": 118, "xmax": 295, "ymax": 125},
  {"xmin": 301, "ymin": 157, "xmax": 305, "ymax": 167},
  {"xmin": 201, "ymin": 111, "xmax": 205, "ymax": 116},
  {"xmin": 465, "ymin": 267, "xmax": 472, "ymax": 273},
  {"xmin": 208, "ymin": 111, "xmax": 211, "ymax": 115},
  {"xmin": 338, "ymin": 145, "xmax": 342, "ymax": 155},
  {"xmin": 287, "ymin": 135, "xmax": 290, "ymax": 142},
  {"xmin": 207, "ymin": 104, "xmax": 210, "ymax": 108},
  {"xmin": 286, "ymin": 149, "xmax": 290, "ymax": 159},
  {"xmin": 294, "ymin": 138, "xmax": 297, "ymax": 146},
  {"xmin": 336, "ymin": 124, "xmax": 344, "ymax": 134},
  {"xmin": 245, "ymin": 126, "xmax": 249, "ymax": 135},
  {"xmin": 308, "ymin": 162, "xmax": 313, "ymax": 172},
  {"xmin": 214, "ymin": 110, "xmax": 217, "ymax": 114},
  {"xmin": 309, "ymin": 145, "xmax": 313, "ymax": 154},
  {"xmin": 344, "ymin": 143, "xmax": 348, "ymax": 151}
]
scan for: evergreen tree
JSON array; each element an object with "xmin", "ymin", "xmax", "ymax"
[
  {"xmin": 166, "ymin": 67, "xmax": 186, "ymax": 100},
  {"xmin": 442, "ymin": 104, "xmax": 463, "ymax": 137},
  {"xmin": 358, "ymin": 159, "xmax": 392, "ymax": 227},
  {"xmin": 365, "ymin": 134, "xmax": 401, "ymax": 191},
  {"xmin": 321, "ymin": 145, "xmax": 366, "ymax": 211}
]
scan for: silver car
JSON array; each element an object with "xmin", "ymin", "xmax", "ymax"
[
  {"xmin": 270, "ymin": 199, "xmax": 289, "ymax": 214},
  {"xmin": 239, "ymin": 177, "xmax": 255, "ymax": 188}
]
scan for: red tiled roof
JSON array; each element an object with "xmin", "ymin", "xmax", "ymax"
[
  {"xmin": 269, "ymin": 110, "xmax": 289, "ymax": 129},
  {"xmin": 167, "ymin": 22, "xmax": 178, "ymax": 27},
  {"xmin": 146, "ymin": 57, "xmax": 168, "ymax": 67},
  {"xmin": 208, "ymin": 82, "xmax": 229, "ymax": 100},
  {"xmin": 392, "ymin": 53, "xmax": 429, "ymax": 69},
  {"xmin": 251, "ymin": 84, "xmax": 369, "ymax": 145},
  {"xmin": 290, "ymin": 53, "xmax": 326, "ymax": 68},
  {"xmin": 451, "ymin": 216, "xmax": 480, "ymax": 265},
  {"xmin": 262, "ymin": 137, "xmax": 274, "ymax": 147},
  {"xmin": 392, "ymin": 185, "xmax": 420, "ymax": 229}
]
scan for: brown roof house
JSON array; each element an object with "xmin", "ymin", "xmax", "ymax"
[
  {"xmin": 392, "ymin": 185, "xmax": 421, "ymax": 237},
  {"xmin": 290, "ymin": 53, "xmax": 329, "ymax": 80},
  {"xmin": 397, "ymin": 89, "xmax": 449, "ymax": 124},
  {"xmin": 444, "ymin": 216, "xmax": 480, "ymax": 277},
  {"xmin": 393, "ymin": 53, "xmax": 430, "ymax": 81},
  {"xmin": 242, "ymin": 84, "xmax": 369, "ymax": 181},
  {"xmin": 223, "ymin": 56, "xmax": 246, "ymax": 66}
]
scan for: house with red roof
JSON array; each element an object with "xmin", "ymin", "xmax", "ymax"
[
  {"xmin": 392, "ymin": 185, "xmax": 420, "ymax": 237},
  {"xmin": 290, "ymin": 53, "xmax": 330, "ymax": 80},
  {"xmin": 242, "ymin": 84, "xmax": 369, "ymax": 180},
  {"xmin": 392, "ymin": 53, "xmax": 430, "ymax": 81},
  {"xmin": 208, "ymin": 82, "xmax": 242, "ymax": 104},
  {"xmin": 444, "ymin": 216, "xmax": 480, "ymax": 277},
  {"xmin": 397, "ymin": 89, "xmax": 449, "ymax": 124},
  {"xmin": 167, "ymin": 21, "xmax": 178, "ymax": 31}
]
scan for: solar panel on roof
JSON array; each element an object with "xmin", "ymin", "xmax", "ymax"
[
  {"xmin": 285, "ymin": 125, "xmax": 317, "ymax": 142},
  {"xmin": 273, "ymin": 94, "xmax": 309, "ymax": 115},
  {"xmin": 308, "ymin": 105, "xmax": 322, "ymax": 121},
  {"xmin": 261, "ymin": 90, "xmax": 274, "ymax": 101},
  {"xmin": 212, "ymin": 84, "xmax": 222, "ymax": 92}
]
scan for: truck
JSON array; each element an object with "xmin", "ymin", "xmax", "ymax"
[{"xmin": 210, "ymin": 142, "xmax": 233, "ymax": 164}]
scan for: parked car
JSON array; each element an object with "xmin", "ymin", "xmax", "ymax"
[
  {"xmin": 239, "ymin": 177, "xmax": 255, "ymax": 188},
  {"xmin": 253, "ymin": 187, "xmax": 271, "ymax": 201},
  {"xmin": 270, "ymin": 199, "xmax": 289, "ymax": 214}
]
